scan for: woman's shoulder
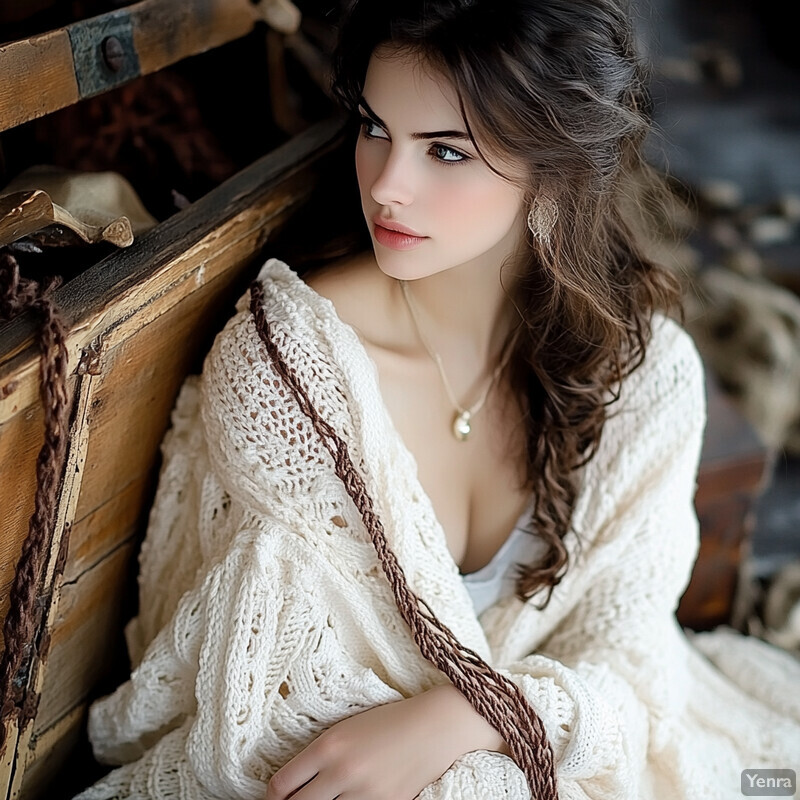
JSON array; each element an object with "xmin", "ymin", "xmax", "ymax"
[
  {"xmin": 624, "ymin": 312, "xmax": 706, "ymax": 405},
  {"xmin": 231, "ymin": 256, "xmax": 320, "ymax": 318},
  {"xmin": 299, "ymin": 251, "xmax": 395, "ymax": 352},
  {"xmin": 609, "ymin": 313, "xmax": 706, "ymax": 440},
  {"xmin": 197, "ymin": 258, "xmax": 367, "ymax": 510},
  {"xmin": 648, "ymin": 312, "xmax": 701, "ymax": 360},
  {"xmin": 202, "ymin": 253, "xmax": 391, "ymax": 424},
  {"xmin": 226, "ymin": 252, "xmax": 384, "ymax": 350}
]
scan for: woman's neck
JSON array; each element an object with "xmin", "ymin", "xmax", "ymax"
[{"xmin": 374, "ymin": 246, "xmax": 526, "ymax": 373}]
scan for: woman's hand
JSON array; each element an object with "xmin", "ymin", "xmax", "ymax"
[{"xmin": 264, "ymin": 683, "xmax": 510, "ymax": 800}]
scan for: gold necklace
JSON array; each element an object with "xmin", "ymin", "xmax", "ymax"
[{"xmin": 398, "ymin": 279, "xmax": 520, "ymax": 442}]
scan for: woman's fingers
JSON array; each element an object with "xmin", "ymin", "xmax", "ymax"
[{"xmin": 265, "ymin": 766, "xmax": 320, "ymax": 800}]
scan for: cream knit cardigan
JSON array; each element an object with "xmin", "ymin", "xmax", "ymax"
[{"xmin": 76, "ymin": 258, "xmax": 800, "ymax": 800}]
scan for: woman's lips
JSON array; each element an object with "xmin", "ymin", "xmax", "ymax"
[{"xmin": 373, "ymin": 222, "xmax": 428, "ymax": 251}]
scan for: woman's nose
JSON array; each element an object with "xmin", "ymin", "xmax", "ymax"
[{"xmin": 369, "ymin": 147, "xmax": 414, "ymax": 207}]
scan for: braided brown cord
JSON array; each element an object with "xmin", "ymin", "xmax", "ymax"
[
  {"xmin": 250, "ymin": 279, "xmax": 558, "ymax": 800},
  {"xmin": 0, "ymin": 252, "xmax": 71, "ymax": 753}
]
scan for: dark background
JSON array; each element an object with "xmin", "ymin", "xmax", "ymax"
[{"xmin": 635, "ymin": 0, "xmax": 800, "ymax": 580}]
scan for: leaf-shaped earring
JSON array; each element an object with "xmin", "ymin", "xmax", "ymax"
[{"xmin": 527, "ymin": 195, "xmax": 559, "ymax": 244}]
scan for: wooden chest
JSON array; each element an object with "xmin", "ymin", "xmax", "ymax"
[{"xmin": 0, "ymin": 2, "xmax": 773, "ymax": 797}]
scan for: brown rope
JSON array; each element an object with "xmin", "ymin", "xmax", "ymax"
[
  {"xmin": 0, "ymin": 251, "xmax": 71, "ymax": 753},
  {"xmin": 250, "ymin": 279, "xmax": 559, "ymax": 800}
]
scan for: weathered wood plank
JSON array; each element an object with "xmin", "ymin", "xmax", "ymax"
[
  {"xmin": 32, "ymin": 541, "xmax": 135, "ymax": 739},
  {"xmin": 0, "ymin": 407, "xmax": 41, "ymax": 641},
  {"xmin": 17, "ymin": 706, "xmax": 84, "ymax": 800},
  {"xmin": 133, "ymin": 0, "xmax": 258, "ymax": 76},
  {"xmin": 62, "ymin": 477, "xmax": 148, "ymax": 585},
  {"xmin": 0, "ymin": 0, "xmax": 258, "ymax": 133},
  {"xmin": 4, "ymin": 369, "xmax": 94, "ymax": 800},
  {"xmin": 0, "ymin": 734, "xmax": 16, "ymax": 800},
  {"xmin": 0, "ymin": 30, "xmax": 77, "ymax": 133}
]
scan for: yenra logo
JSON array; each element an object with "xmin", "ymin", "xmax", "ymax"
[{"xmin": 741, "ymin": 769, "xmax": 796, "ymax": 797}]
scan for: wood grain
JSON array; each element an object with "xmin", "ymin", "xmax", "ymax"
[
  {"xmin": 133, "ymin": 0, "xmax": 257, "ymax": 75},
  {"xmin": 0, "ymin": 407, "xmax": 41, "ymax": 647},
  {"xmin": 32, "ymin": 541, "xmax": 136, "ymax": 737},
  {"xmin": 17, "ymin": 706, "xmax": 84, "ymax": 800},
  {"xmin": 0, "ymin": 31, "xmax": 77, "ymax": 133}
]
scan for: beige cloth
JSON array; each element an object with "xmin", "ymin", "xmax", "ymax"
[{"xmin": 0, "ymin": 166, "xmax": 157, "ymax": 247}]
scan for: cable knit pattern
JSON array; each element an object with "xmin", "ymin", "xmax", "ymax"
[{"xmin": 75, "ymin": 258, "xmax": 800, "ymax": 799}]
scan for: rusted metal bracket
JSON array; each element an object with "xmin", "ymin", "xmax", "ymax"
[{"xmin": 67, "ymin": 10, "xmax": 141, "ymax": 99}]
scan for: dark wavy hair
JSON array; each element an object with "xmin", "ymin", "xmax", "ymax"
[{"xmin": 325, "ymin": 0, "xmax": 684, "ymax": 610}]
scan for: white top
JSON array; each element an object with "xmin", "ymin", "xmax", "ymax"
[
  {"xmin": 76, "ymin": 258, "xmax": 800, "ymax": 800},
  {"xmin": 460, "ymin": 496, "xmax": 544, "ymax": 616}
]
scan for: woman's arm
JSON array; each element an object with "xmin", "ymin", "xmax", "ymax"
[{"xmin": 78, "ymin": 284, "xmax": 448, "ymax": 799}]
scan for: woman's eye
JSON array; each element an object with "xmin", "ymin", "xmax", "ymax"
[
  {"xmin": 430, "ymin": 144, "xmax": 469, "ymax": 165},
  {"xmin": 358, "ymin": 114, "xmax": 469, "ymax": 166},
  {"xmin": 359, "ymin": 116, "xmax": 388, "ymax": 140}
]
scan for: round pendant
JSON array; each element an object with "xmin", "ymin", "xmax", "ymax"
[{"xmin": 452, "ymin": 409, "xmax": 472, "ymax": 442}]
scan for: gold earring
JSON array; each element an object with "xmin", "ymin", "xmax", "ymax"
[{"xmin": 527, "ymin": 195, "xmax": 558, "ymax": 242}]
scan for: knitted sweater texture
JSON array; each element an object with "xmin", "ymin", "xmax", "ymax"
[{"xmin": 75, "ymin": 258, "xmax": 800, "ymax": 799}]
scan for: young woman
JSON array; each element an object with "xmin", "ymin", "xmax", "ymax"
[{"xmin": 75, "ymin": 1, "xmax": 800, "ymax": 798}]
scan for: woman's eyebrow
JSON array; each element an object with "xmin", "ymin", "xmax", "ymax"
[{"xmin": 357, "ymin": 96, "xmax": 471, "ymax": 141}]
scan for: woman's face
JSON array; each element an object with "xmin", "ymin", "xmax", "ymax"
[{"xmin": 355, "ymin": 46, "xmax": 528, "ymax": 281}]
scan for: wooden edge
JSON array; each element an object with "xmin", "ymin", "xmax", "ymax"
[
  {"xmin": 3, "ymin": 372, "xmax": 94, "ymax": 799},
  {"xmin": 0, "ymin": 724, "xmax": 20, "ymax": 798},
  {"xmin": 0, "ymin": 30, "xmax": 77, "ymax": 135},
  {"xmin": 0, "ymin": 114, "xmax": 347, "ymax": 424},
  {"xmin": 16, "ymin": 705, "xmax": 85, "ymax": 800},
  {"xmin": 133, "ymin": 0, "xmax": 258, "ymax": 75}
]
